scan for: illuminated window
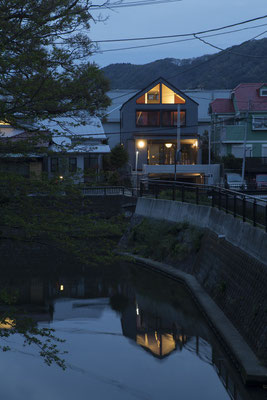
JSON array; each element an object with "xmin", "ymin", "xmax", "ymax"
[
  {"xmin": 136, "ymin": 83, "xmax": 185, "ymax": 104},
  {"xmin": 136, "ymin": 84, "xmax": 160, "ymax": 104},
  {"xmin": 162, "ymin": 84, "xmax": 185, "ymax": 104},
  {"xmin": 0, "ymin": 121, "xmax": 10, "ymax": 126}
]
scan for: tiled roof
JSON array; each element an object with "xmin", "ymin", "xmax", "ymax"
[
  {"xmin": 210, "ymin": 98, "xmax": 235, "ymax": 114},
  {"xmin": 233, "ymin": 83, "xmax": 267, "ymax": 112}
]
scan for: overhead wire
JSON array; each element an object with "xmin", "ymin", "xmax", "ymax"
[
  {"xmin": 90, "ymin": 0, "xmax": 182, "ymax": 10},
  {"xmin": 95, "ymin": 23, "xmax": 267, "ymax": 53},
  {"xmin": 93, "ymin": 14, "xmax": 267, "ymax": 43}
]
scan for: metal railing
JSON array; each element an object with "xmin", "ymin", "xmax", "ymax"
[
  {"xmin": 139, "ymin": 179, "xmax": 267, "ymax": 232},
  {"xmin": 81, "ymin": 186, "xmax": 138, "ymax": 197}
]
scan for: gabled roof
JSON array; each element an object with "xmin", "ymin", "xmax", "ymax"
[
  {"xmin": 210, "ymin": 99, "xmax": 235, "ymax": 114},
  {"xmin": 120, "ymin": 77, "xmax": 199, "ymax": 108},
  {"xmin": 233, "ymin": 83, "xmax": 267, "ymax": 112}
]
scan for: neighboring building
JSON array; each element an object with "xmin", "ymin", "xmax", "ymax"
[
  {"xmin": 46, "ymin": 116, "xmax": 110, "ymax": 182},
  {"xmin": 0, "ymin": 116, "xmax": 110, "ymax": 182},
  {"xmin": 210, "ymin": 83, "xmax": 267, "ymax": 177},
  {"xmin": 0, "ymin": 125, "xmax": 50, "ymax": 178}
]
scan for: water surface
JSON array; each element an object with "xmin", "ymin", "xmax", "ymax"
[{"xmin": 0, "ymin": 262, "xmax": 264, "ymax": 400}]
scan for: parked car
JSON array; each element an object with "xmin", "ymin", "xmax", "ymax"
[
  {"xmin": 224, "ymin": 173, "xmax": 247, "ymax": 190},
  {"xmin": 255, "ymin": 174, "xmax": 267, "ymax": 189}
]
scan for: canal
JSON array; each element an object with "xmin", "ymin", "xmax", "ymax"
[{"xmin": 0, "ymin": 262, "xmax": 264, "ymax": 400}]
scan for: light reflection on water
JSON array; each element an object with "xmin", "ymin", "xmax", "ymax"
[{"xmin": 0, "ymin": 263, "xmax": 262, "ymax": 400}]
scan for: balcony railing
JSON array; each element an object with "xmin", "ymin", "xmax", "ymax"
[
  {"xmin": 221, "ymin": 125, "xmax": 245, "ymax": 142},
  {"xmin": 245, "ymin": 157, "xmax": 267, "ymax": 172}
]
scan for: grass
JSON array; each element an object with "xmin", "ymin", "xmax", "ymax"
[{"xmin": 127, "ymin": 218, "xmax": 203, "ymax": 264}]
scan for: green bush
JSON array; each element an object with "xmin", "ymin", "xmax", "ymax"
[{"xmin": 128, "ymin": 218, "xmax": 203, "ymax": 263}]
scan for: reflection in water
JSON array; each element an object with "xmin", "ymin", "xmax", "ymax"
[{"xmin": 0, "ymin": 264, "xmax": 264, "ymax": 400}]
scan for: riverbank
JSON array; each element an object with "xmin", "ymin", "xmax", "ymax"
[
  {"xmin": 119, "ymin": 198, "xmax": 267, "ymax": 383},
  {"xmin": 119, "ymin": 252, "xmax": 267, "ymax": 385}
]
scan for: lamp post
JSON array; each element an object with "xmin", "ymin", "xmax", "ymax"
[
  {"xmin": 175, "ymin": 104, "xmax": 181, "ymax": 181},
  {"xmin": 135, "ymin": 140, "xmax": 145, "ymax": 193}
]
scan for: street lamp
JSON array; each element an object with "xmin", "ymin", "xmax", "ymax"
[
  {"xmin": 135, "ymin": 140, "xmax": 145, "ymax": 193},
  {"xmin": 135, "ymin": 140, "xmax": 145, "ymax": 171}
]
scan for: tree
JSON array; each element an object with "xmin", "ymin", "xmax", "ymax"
[
  {"xmin": 103, "ymin": 144, "xmax": 130, "ymax": 185},
  {"xmin": 0, "ymin": 1, "xmax": 127, "ymax": 367},
  {"xmin": 0, "ymin": 0, "xmax": 111, "ymax": 129}
]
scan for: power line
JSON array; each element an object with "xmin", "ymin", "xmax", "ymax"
[
  {"xmin": 106, "ymin": 29, "xmax": 267, "ymax": 103},
  {"xmin": 91, "ymin": 0, "xmax": 181, "ymax": 10},
  {"xmin": 93, "ymin": 14, "xmax": 267, "ymax": 43},
  {"xmin": 95, "ymin": 23, "xmax": 267, "ymax": 53},
  {"xmin": 194, "ymin": 29, "xmax": 267, "ymax": 58}
]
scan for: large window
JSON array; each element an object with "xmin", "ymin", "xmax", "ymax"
[
  {"xmin": 136, "ymin": 110, "xmax": 185, "ymax": 127},
  {"xmin": 161, "ymin": 111, "xmax": 185, "ymax": 126},
  {"xmin": 136, "ymin": 83, "xmax": 185, "ymax": 104},
  {"xmin": 136, "ymin": 111, "xmax": 160, "ymax": 127}
]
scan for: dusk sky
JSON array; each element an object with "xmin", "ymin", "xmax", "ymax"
[{"xmin": 90, "ymin": 0, "xmax": 267, "ymax": 67}]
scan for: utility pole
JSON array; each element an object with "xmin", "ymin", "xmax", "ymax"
[
  {"xmin": 174, "ymin": 103, "xmax": 181, "ymax": 180},
  {"xmin": 241, "ymin": 108, "xmax": 249, "ymax": 184},
  {"xmin": 208, "ymin": 129, "xmax": 211, "ymax": 165}
]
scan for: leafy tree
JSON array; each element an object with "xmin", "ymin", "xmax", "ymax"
[
  {"xmin": 0, "ymin": 0, "xmax": 128, "ymax": 367},
  {"xmin": 0, "ymin": 0, "xmax": 111, "ymax": 129},
  {"xmin": 221, "ymin": 154, "xmax": 242, "ymax": 170},
  {"xmin": 0, "ymin": 289, "xmax": 67, "ymax": 369},
  {"xmin": 103, "ymin": 144, "xmax": 130, "ymax": 185},
  {"xmin": 109, "ymin": 144, "xmax": 129, "ymax": 170}
]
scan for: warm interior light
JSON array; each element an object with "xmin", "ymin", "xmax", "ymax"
[
  {"xmin": 59, "ymin": 176, "xmax": 64, "ymax": 179},
  {"xmin": 0, "ymin": 318, "xmax": 15, "ymax": 329},
  {"xmin": 60, "ymin": 285, "xmax": 64, "ymax": 291},
  {"xmin": 137, "ymin": 140, "xmax": 145, "ymax": 149},
  {"xmin": 165, "ymin": 143, "xmax": 172, "ymax": 148},
  {"xmin": 192, "ymin": 140, "xmax": 198, "ymax": 148}
]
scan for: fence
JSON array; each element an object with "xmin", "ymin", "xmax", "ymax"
[
  {"xmin": 139, "ymin": 180, "xmax": 267, "ymax": 232},
  {"xmin": 81, "ymin": 186, "xmax": 137, "ymax": 197}
]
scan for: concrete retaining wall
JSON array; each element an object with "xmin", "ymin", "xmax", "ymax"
[
  {"xmin": 134, "ymin": 197, "xmax": 267, "ymax": 362},
  {"xmin": 135, "ymin": 197, "xmax": 267, "ymax": 266}
]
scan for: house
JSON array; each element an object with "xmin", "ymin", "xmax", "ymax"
[
  {"xmin": 103, "ymin": 88, "xmax": 231, "ymax": 148},
  {"xmin": 210, "ymin": 83, "xmax": 267, "ymax": 177},
  {"xmin": 119, "ymin": 77, "xmax": 220, "ymax": 184},
  {"xmin": 0, "ymin": 115, "xmax": 110, "ymax": 182},
  {"xmin": 46, "ymin": 115, "xmax": 110, "ymax": 182},
  {"xmin": 0, "ymin": 123, "xmax": 50, "ymax": 178}
]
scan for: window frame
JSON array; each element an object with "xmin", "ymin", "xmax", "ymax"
[
  {"xmin": 69, "ymin": 157, "xmax": 77, "ymax": 173},
  {"xmin": 50, "ymin": 157, "xmax": 59, "ymax": 173},
  {"xmin": 136, "ymin": 110, "xmax": 161, "ymax": 127},
  {"xmin": 161, "ymin": 110, "xmax": 186, "ymax": 127},
  {"xmin": 252, "ymin": 116, "xmax": 267, "ymax": 130}
]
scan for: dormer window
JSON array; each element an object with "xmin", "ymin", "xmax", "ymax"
[{"xmin": 260, "ymin": 87, "xmax": 267, "ymax": 96}]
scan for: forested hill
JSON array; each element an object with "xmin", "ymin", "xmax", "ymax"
[{"xmin": 102, "ymin": 38, "xmax": 267, "ymax": 90}]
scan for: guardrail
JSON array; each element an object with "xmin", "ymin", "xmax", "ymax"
[
  {"xmin": 140, "ymin": 179, "xmax": 267, "ymax": 232},
  {"xmin": 81, "ymin": 186, "xmax": 138, "ymax": 197}
]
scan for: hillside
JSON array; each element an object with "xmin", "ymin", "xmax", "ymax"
[{"xmin": 102, "ymin": 38, "xmax": 267, "ymax": 90}]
